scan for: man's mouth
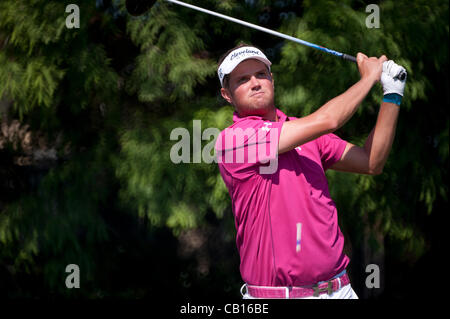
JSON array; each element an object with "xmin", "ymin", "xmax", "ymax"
[{"xmin": 251, "ymin": 92, "xmax": 264, "ymax": 97}]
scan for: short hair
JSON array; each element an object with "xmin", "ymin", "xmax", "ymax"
[{"xmin": 217, "ymin": 42, "xmax": 267, "ymax": 90}]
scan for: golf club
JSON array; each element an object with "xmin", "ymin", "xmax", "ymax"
[{"xmin": 125, "ymin": 0, "xmax": 406, "ymax": 80}]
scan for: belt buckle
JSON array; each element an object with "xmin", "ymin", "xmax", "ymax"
[{"xmin": 313, "ymin": 281, "xmax": 333, "ymax": 297}]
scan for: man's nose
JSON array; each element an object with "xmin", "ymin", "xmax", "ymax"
[{"xmin": 249, "ymin": 76, "xmax": 261, "ymax": 89}]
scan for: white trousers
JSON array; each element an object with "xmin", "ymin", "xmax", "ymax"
[{"xmin": 242, "ymin": 283, "xmax": 359, "ymax": 299}]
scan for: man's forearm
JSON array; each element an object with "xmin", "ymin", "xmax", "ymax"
[
  {"xmin": 278, "ymin": 54, "xmax": 385, "ymax": 154},
  {"xmin": 319, "ymin": 76, "xmax": 376, "ymax": 130},
  {"xmin": 363, "ymin": 102, "xmax": 400, "ymax": 174},
  {"xmin": 278, "ymin": 77, "xmax": 377, "ymax": 154}
]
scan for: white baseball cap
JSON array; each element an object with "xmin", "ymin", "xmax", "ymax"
[{"xmin": 217, "ymin": 46, "xmax": 272, "ymax": 87}]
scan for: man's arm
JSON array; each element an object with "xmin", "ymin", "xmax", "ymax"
[
  {"xmin": 330, "ymin": 60, "xmax": 407, "ymax": 175},
  {"xmin": 278, "ymin": 53, "xmax": 387, "ymax": 154},
  {"xmin": 330, "ymin": 101, "xmax": 400, "ymax": 175}
]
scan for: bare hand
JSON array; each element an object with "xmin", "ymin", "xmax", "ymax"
[{"xmin": 356, "ymin": 53, "xmax": 388, "ymax": 84}]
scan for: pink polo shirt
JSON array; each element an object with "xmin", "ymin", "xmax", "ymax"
[{"xmin": 215, "ymin": 108, "xmax": 349, "ymax": 286}]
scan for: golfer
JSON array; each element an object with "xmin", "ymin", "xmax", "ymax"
[{"xmin": 214, "ymin": 43, "xmax": 407, "ymax": 299}]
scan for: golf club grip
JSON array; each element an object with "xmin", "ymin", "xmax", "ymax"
[
  {"xmin": 343, "ymin": 54, "xmax": 406, "ymax": 80},
  {"xmin": 342, "ymin": 54, "xmax": 357, "ymax": 63}
]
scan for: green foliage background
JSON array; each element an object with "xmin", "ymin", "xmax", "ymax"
[{"xmin": 0, "ymin": 0, "xmax": 447, "ymax": 299}]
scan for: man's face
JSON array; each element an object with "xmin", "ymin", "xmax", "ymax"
[{"xmin": 221, "ymin": 59, "xmax": 275, "ymax": 118}]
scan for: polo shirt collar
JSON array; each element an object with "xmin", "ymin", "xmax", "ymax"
[{"xmin": 232, "ymin": 108, "xmax": 288, "ymax": 123}]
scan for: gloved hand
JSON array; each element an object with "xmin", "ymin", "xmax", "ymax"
[{"xmin": 381, "ymin": 60, "xmax": 407, "ymax": 96}]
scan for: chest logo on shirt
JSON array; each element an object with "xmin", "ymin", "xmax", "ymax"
[{"xmin": 262, "ymin": 122, "xmax": 272, "ymax": 132}]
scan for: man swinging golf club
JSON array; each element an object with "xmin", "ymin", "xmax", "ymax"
[{"xmin": 215, "ymin": 43, "xmax": 407, "ymax": 299}]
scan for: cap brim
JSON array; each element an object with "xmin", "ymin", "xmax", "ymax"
[{"xmin": 222, "ymin": 56, "xmax": 272, "ymax": 75}]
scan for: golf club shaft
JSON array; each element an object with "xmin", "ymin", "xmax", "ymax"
[{"xmin": 165, "ymin": 0, "xmax": 357, "ymax": 62}]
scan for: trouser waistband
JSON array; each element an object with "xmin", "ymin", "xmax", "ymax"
[{"xmin": 241, "ymin": 272, "xmax": 350, "ymax": 299}]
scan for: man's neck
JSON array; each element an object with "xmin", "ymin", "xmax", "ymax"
[
  {"xmin": 236, "ymin": 107, "xmax": 278, "ymax": 122},
  {"xmin": 262, "ymin": 108, "xmax": 278, "ymax": 122}
]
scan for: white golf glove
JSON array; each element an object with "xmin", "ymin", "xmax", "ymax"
[{"xmin": 381, "ymin": 60, "xmax": 407, "ymax": 96}]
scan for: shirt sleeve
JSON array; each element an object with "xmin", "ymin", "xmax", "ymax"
[
  {"xmin": 215, "ymin": 117, "xmax": 283, "ymax": 179},
  {"xmin": 316, "ymin": 133, "xmax": 348, "ymax": 171}
]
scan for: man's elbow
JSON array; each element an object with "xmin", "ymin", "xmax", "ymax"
[
  {"xmin": 368, "ymin": 166, "xmax": 383, "ymax": 175},
  {"xmin": 318, "ymin": 113, "xmax": 339, "ymax": 133}
]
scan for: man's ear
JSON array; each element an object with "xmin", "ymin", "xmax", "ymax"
[{"xmin": 221, "ymin": 87, "xmax": 233, "ymax": 104}]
